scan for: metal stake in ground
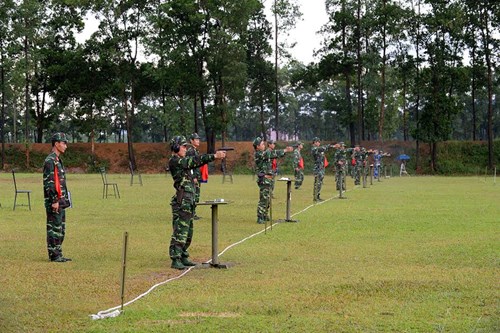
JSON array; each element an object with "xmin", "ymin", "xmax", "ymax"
[
  {"xmin": 120, "ymin": 231, "xmax": 129, "ymax": 313},
  {"xmin": 277, "ymin": 178, "xmax": 298, "ymax": 223}
]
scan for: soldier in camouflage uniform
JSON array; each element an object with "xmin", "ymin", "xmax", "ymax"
[
  {"xmin": 361, "ymin": 147, "xmax": 371, "ymax": 183},
  {"xmin": 311, "ymin": 137, "xmax": 333, "ymax": 202},
  {"xmin": 186, "ymin": 133, "xmax": 202, "ymax": 220},
  {"xmin": 254, "ymin": 137, "xmax": 293, "ymax": 224},
  {"xmin": 168, "ymin": 135, "xmax": 226, "ymax": 270},
  {"xmin": 43, "ymin": 132, "xmax": 72, "ymax": 262},
  {"xmin": 333, "ymin": 142, "xmax": 353, "ymax": 191},
  {"xmin": 351, "ymin": 145, "xmax": 363, "ymax": 185},
  {"xmin": 292, "ymin": 141, "xmax": 304, "ymax": 189}
]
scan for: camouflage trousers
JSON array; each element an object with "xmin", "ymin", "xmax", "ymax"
[
  {"xmin": 313, "ymin": 170, "xmax": 325, "ymax": 200},
  {"xmin": 294, "ymin": 169, "xmax": 304, "ymax": 189},
  {"xmin": 46, "ymin": 208, "xmax": 66, "ymax": 260},
  {"xmin": 335, "ymin": 166, "xmax": 346, "ymax": 191},
  {"xmin": 169, "ymin": 194, "xmax": 195, "ymax": 260},
  {"xmin": 353, "ymin": 163, "xmax": 362, "ymax": 185},
  {"xmin": 257, "ymin": 177, "xmax": 272, "ymax": 221},
  {"xmin": 193, "ymin": 182, "xmax": 201, "ymax": 216}
]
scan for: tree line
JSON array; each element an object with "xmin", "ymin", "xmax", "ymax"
[{"xmin": 0, "ymin": 0, "xmax": 498, "ymax": 172}]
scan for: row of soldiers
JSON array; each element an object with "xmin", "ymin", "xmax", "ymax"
[
  {"xmin": 167, "ymin": 133, "xmax": 392, "ymax": 269},
  {"xmin": 253, "ymin": 136, "xmax": 391, "ymax": 223}
]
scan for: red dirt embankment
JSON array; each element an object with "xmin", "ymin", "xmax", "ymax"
[
  {"xmin": 27, "ymin": 141, "xmax": 255, "ymax": 173},
  {"xmin": 10, "ymin": 140, "xmax": 417, "ymax": 173}
]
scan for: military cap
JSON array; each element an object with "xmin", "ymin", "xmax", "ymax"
[
  {"xmin": 253, "ymin": 137, "xmax": 263, "ymax": 148},
  {"xmin": 170, "ymin": 135, "xmax": 187, "ymax": 151},
  {"xmin": 190, "ymin": 132, "xmax": 200, "ymax": 140},
  {"xmin": 51, "ymin": 132, "xmax": 68, "ymax": 143},
  {"xmin": 312, "ymin": 137, "xmax": 320, "ymax": 143},
  {"xmin": 267, "ymin": 140, "xmax": 275, "ymax": 145},
  {"xmin": 296, "ymin": 141, "xmax": 303, "ymax": 146}
]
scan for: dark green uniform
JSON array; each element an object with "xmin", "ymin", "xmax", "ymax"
[
  {"xmin": 312, "ymin": 144, "xmax": 330, "ymax": 201},
  {"xmin": 255, "ymin": 149, "xmax": 286, "ymax": 223},
  {"xmin": 352, "ymin": 149, "xmax": 363, "ymax": 185},
  {"xmin": 334, "ymin": 147, "xmax": 353, "ymax": 190},
  {"xmin": 168, "ymin": 153, "xmax": 215, "ymax": 262},
  {"xmin": 186, "ymin": 145, "xmax": 201, "ymax": 215},
  {"xmin": 43, "ymin": 152, "xmax": 69, "ymax": 261},
  {"xmin": 292, "ymin": 148, "xmax": 304, "ymax": 189}
]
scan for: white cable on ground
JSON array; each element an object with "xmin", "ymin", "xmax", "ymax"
[{"xmin": 90, "ymin": 189, "xmax": 352, "ymax": 320}]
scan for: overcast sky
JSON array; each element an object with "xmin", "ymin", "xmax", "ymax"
[
  {"xmin": 77, "ymin": 1, "xmax": 329, "ymax": 65},
  {"xmin": 281, "ymin": 1, "xmax": 328, "ymax": 64}
]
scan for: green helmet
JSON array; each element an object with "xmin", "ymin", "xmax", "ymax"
[
  {"xmin": 190, "ymin": 132, "xmax": 200, "ymax": 140},
  {"xmin": 51, "ymin": 132, "xmax": 68, "ymax": 143},
  {"xmin": 253, "ymin": 137, "xmax": 263, "ymax": 148},
  {"xmin": 170, "ymin": 135, "xmax": 187, "ymax": 152},
  {"xmin": 312, "ymin": 137, "xmax": 320, "ymax": 143}
]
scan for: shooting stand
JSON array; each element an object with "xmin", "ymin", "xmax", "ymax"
[
  {"xmin": 198, "ymin": 200, "xmax": 234, "ymax": 269},
  {"xmin": 276, "ymin": 178, "xmax": 298, "ymax": 223}
]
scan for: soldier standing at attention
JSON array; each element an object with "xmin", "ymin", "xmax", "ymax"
[
  {"xmin": 43, "ymin": 132, "xmax": 71, "ymax": 263},
  {"xmin": 292, "ymin": 141, "xmax": 304, "ymax": 189},
  {"xmin": 186, "ymin": 133, "xmax": 202, "ymax": 220},
  {"xmin": 311, "ymin": 137, "xmax": 333, "ymax": 202},
  {"xmin": 168, "ymin": 135, "xmax": 226, "ymax": 270},
  {"xmin": 254, "ymin": 137, "xmax": 293, "ymax": 224}
]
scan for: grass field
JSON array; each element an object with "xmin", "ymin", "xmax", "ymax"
[{"xmin": 0, "ymin": 172, "xmax": 498, "ymax": 332}]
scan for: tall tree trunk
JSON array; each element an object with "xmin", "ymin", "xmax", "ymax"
[
  {"xmin": 342, "ymin": 0, "xmax": 355, "ymax": 145},
  {"xmin": 274, "ymin": 0, "xmax": 279, "ymax": 140},
  {"xmin": 259, "ymin": 88, "xmax": 266, "ymax": 140},
  {"xmin": 481, "ymin": 10, "xmax": 494, "ymax": 169},
  {"xmin": 124, "ymin": 87, "xmax": 136, "ymax": 170},
  {"xmin": 24, "ymin": 27, "xmax": 30, "ymax": 168},
  {"xmin": 414, "ymin": 0, "xmax": 421, "ymax": 173},
  {"xmin": 378, "ymin": 0, "xmax": 387, "ymax": 142},
  {"xmin": 471, "ymin": 42, "xmax": 477, "ymax": 141},
  {"xmin": 403, "ymin": 78, "xmax": 408, "ymax": 141},
  {"xmin": 162, "ymin": 87, "xmax": 168, "ymax": 142},
  {"xmin": 1, "ymin": 55, "xmax": 5, "ymax": 168},
  {"xmin": 193, "ymin": 93, "xmax": 199, "ymax": 134},
  {"xmin": 356, "ymin": 0, "xmax": 363, "ymax": 142}
]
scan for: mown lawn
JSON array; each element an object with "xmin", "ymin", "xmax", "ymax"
[{"xmin": 0, "ymin": 173, "xmax": 498, "ymax": 332}]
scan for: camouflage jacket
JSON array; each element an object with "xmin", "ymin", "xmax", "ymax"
[
  {"xmin": 292, "ymin": 149, "xmax": 302, "ymax": 170},
  {"xmin": 334, "ymin": 148, "xmax": 354, "ymax": 164},
  {"xmin": 43, "ymin": 152, "xmax": 68, "ymax": 208},
  {"xmin": 254, "ymin": 149, "xmax": 286, "ymax": 176},
  {"xmin": 186, "ymin": 146, "xmax": 201, "ymax": 180},
  {"xmin": 169, "ymin": 153, "xmax": 214, "ymax": 193},
  {"xmin": 311, "ymin": 145, "xmax": 330, "ymax": 172},
  {"xmin": 352, "ymin": 150, "xmax": 364, "ymax": 166}
]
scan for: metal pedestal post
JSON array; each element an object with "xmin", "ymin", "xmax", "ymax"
[
  {"xmin": 199, "ymin": 201, "xmax": 232, "ymax": 269},
  {"xmin": 277, "ymin": 179, "xmax": 298, "ymax": 223}
]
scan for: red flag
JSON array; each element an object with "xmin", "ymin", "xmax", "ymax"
[
  {"xmin": 324, "ymin": 157, "xmax": 329, "ymax": 168},
  {"xmin": 200, "ymin": 164, "xmax": 208, "ymax": 183},
  {"xmin": 298, "ymin": 157, "xmax": 304, "ymax": 169},
  {"xmin": 272, "ymin": 159, "xmax": 277, "ymax": 171},
  {"xmin": 54, "ymin": 164, "xmax": 62, "ymax": 199}
]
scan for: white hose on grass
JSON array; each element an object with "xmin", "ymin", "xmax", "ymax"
[{"xmin": 90, "ymin": 191, "xmax": 344, "ymax": 319}]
